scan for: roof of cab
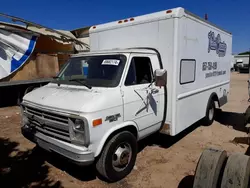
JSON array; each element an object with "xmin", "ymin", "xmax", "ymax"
[{"xmin": 71, "ymin": 48, "xmax": 158, "ymax": 57}]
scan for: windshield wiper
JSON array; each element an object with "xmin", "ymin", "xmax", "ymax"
[{"xmin": 69, "ymin": 78, "xmax": 92, "ymax": 89}]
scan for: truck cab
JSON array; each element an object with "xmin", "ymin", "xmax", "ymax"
[{"xmin": 21, "ymin": 48, "xmax": 166, "ymax": 182}]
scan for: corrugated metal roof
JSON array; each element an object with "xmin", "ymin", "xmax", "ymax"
[{"xmin": 0, "ymin": 12, "xmax": 90, "ymax": 50}]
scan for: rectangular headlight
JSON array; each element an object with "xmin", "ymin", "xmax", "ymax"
[{"xmin": 69, "ymin": 118, "xmax": 89, "ymax": 146}]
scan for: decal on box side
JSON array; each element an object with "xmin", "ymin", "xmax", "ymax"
[{"xmin": 208, "ymin": 31, "xmax": 227, "ymax": 57}]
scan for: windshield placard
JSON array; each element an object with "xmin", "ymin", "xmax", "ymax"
[{"xmin": 102, "ymin": 59, "xmax": 120, "ymax": 66}]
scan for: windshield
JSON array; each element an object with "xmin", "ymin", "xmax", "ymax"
[{"xmin": 52, "ymin": 54, "xmax": 127, "ymax": 87}]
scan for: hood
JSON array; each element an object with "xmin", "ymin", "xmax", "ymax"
[{"xmin": 23, "ymin": 83, "xmax": 122, "ymax": 114}]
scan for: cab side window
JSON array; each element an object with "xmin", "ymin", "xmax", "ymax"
[{"xmin": 125, "ymin": 57, "xmax": 153, "ymax": 86}]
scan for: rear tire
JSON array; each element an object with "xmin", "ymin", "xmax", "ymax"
[
  {"xmin": 221, "ymin": 153, "xmax": 250, "ymax": 188},
  {"xmin": 193, "ymin": 148, "xmax": 227, "ymax": 188},
  {"xmin": 96, "ymin": 131, "xmax": 137, "ymax": 182},
  {"xmin": 202, "ymin": 100, "xmax": 216, "ymax": 126}
]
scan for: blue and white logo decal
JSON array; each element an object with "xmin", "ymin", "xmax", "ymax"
[
  {"xmin": 0, "ymin": 29, "xmax": 37, "ymax": 80},
  {"xmin": 208, "ymin": 31, "xmax": 227, "ymax": 57}
]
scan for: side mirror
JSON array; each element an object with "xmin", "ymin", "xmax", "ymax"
[{"xmin": 154, "ymin": 69, "xmax": 167, "ymax": 87}]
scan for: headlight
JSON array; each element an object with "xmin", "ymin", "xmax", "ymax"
[
  {"xmin": 73, "ymin": 119, "xmax": 85, "ymax": 132},
  {"xmin": 69, "ymin": 118, "xmax": 87, "ymax": 145}
]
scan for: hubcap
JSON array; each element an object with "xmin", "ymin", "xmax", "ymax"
[
  {"xmin": 209, "ymin": 106, "xmax": 214, "ymax": 120},
  {"xmin": 112, "ymin": 142, "xmax": 132, "ymax": 171}
]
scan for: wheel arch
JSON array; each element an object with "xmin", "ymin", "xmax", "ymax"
[
  {"xmin": 207, "ymin": 92, "xmax": 220, "ymax": 110},
  {"xmin": 94, "ymin": 122, "xmax": 139, "ymax": 158}
]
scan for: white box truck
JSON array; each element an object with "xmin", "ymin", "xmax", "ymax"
[{"xmin": 20, "ymin": 7, "xmax": 232, "ymax": 182}]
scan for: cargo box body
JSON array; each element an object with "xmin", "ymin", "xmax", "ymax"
[{"xmin": 89, "ymin": 7, "xmax": 232, "ymax": 135}]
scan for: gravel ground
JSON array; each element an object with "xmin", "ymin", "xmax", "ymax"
[{"xmin": 0, "ymin": 72, "xmax": 249, "ymax": 188}]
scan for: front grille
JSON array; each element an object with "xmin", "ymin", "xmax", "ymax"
[
  {"xmin": 26, "ymin": 106, "xmax": 68, "ymax": 124},
  {"xmin": 24, "ymin": 106, "xmax": 71, "ymax": 142}
]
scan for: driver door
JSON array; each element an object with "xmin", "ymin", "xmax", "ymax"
[{"xmin": 121, "ymin": 54, "xmax": 165, "ymax": 133}]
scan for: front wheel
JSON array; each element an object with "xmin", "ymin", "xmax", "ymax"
[{"xmin": 96, "ymin": 131, "xmax": 137, "ymax": 182}]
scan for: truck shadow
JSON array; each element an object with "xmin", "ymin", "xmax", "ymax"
[
  {"xmin": 0, "ymin": 138, "xmax": 63, "ymax": 188},
  {"xmin": 214, "ymin": 109, "xmax": 247, "ymax": 133}
]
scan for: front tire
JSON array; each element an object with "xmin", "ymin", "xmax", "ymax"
[
  {"xmin": 96, "ymin": 131, "xmax": 137, "ymax": 182},
  {"xmin": 202, "ymin": 100, "xmax": 216, "ymax": 126}
]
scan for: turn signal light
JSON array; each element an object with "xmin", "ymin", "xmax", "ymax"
[
  {"xmin": 93, "ymin": 118, "xmax": 102, "ymax": 127},
  {"xmin": 166, "ymin": 10, "xmax": 172, "ymax": 14}
]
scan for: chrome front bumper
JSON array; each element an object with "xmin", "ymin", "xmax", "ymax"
[{"xmin": 21, "ymin": 125, "xmax": 94, "ymax": 166}]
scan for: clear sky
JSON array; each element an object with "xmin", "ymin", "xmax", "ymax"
[{"xmin": 0, "ymin": 0, "xmax": 249, "ymax": 54}]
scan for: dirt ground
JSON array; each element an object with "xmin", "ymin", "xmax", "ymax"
[{"xmin": 1, "ymin": 72, "xmax": 250, "ymax": 188}]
